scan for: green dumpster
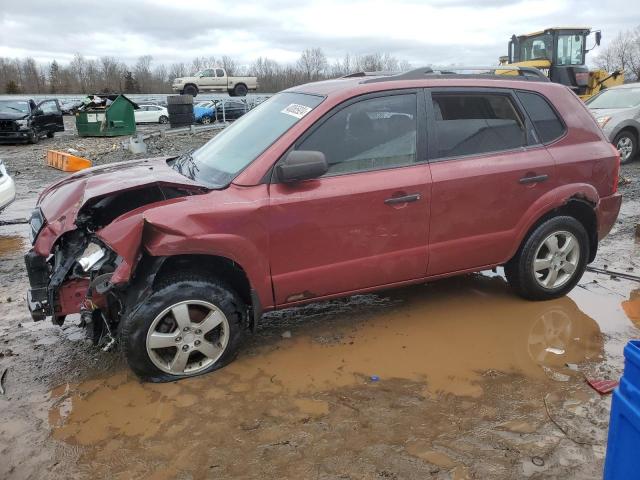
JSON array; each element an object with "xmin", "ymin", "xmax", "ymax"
[{"xmin": 75, "ymin": 94, "xmax": 137, "ymax": 137}]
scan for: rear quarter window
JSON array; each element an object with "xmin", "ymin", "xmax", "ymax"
[{"xmin": 516, "ymin": 91, "xmax": 565, "ymax": 144}]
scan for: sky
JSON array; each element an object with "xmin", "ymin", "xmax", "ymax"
[{"xmin": 1, "ymin": 0, "xmax": 639, "ymax": 69}]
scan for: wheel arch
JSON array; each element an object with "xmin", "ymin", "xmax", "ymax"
[
  {"xmin": 511, "ymin": 196, "xmax": 598, "ymax": 264},
  {"xmin": 125, "ymin": 253, "xmax": 262, "ymax": 330}
]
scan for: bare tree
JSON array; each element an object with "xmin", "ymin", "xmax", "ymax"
[
  {"xmin": 297, "ymin": 48, "xmax": 327, "ymax": 81},
  {"xmin": 134, "ymin": 55, "xmax": 153, "ymax": 92}
]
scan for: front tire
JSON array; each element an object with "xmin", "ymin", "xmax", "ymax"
[
  {"xmin": 505, "ymin": 216, "xmax": 589, "ymax": 301},
  {"xmin": 29, "ymin": 130, "xmax": 39, "ymax": 144},
  {"xmin": 614, "ymin": 130, "xmax": 637, "ymax": 164},
  {"xmin": 121, "ymin": 273, "xmax": 246, "ymax": 382}
]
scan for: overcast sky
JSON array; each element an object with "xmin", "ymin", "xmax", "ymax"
[{"xmin": 1, "ymin": 0, "xmax": 639, "ymax": 68}]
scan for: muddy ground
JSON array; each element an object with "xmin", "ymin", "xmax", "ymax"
[{"xmin": 0, "ymin": 118, "xmax": 639, "ymax": 480}]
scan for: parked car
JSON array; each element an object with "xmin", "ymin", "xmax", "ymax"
[
  {"xmin": 59, "ymin": 100, "xmax": 83, "ymax": 115},
  {"xmin": 172, "ymin": 67, "xmax": 258, "ymax": 97},
  {"xmin": 215, "ymin": 100, "xmax": 248, "ymax": 121},
  {"xmin": 587, "ymin": 82, "xmax": 640, "ymax": 163},
  {"xmin": 193, "ymin": 101, "xmax": 216, "ymax": 124},
  {"xmin": 0, "ymin": 159, "xmax": 16, "ymax": 213},
  {"xmin": 25, "ymin": 69, "xmax": 621, "ymax": 381},
  {"xmin": 0, "ymin": 99, "xmax": 64, "ymax": 143},
  {"xmin": 134, "ymin": 104, "xmax": 169, "ymax": 124}
]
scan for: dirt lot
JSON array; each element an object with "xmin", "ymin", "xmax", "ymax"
[{"xmin": 0, "ymin": 118, "xmax": 639, "ymax": 479}]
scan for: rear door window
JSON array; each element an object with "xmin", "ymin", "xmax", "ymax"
[
  {"xmin": 431, "ymin": 93, "xmax": 526, "ymax": 159},
  {"xmin": 516, "ymin": 91, "xmax": 565, "ymax": 144},
  {"xmin": 296, "ymin": 93, "xmax": 417, "ymax": 175}
]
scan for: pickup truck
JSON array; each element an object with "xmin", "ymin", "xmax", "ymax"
[
  {"xmin": 172, "ymin": 68, "xmax": 258, "ymax": 97},
  {"xmin": 0, "ymin": 98, "xmax": 64, "ymax": 144}
]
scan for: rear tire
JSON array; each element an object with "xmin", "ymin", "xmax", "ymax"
[
  {"xmin": 614, "ymin": 130, "xmax": 637, "ymax": 164},
  {"xmin": 233, "ymin": 84, "xmax": 248, "ymax": 97},
  {"xmin": 183, "ymin": 85, "xmax": 198, "ymax": 97},
  {"xmin": 46, "ymin": 131, "xmax": 54, "ymax": 138},
  {"xmin": 159, "ymin": 115, "xmax": 169, "ymax": 124},
  {"xmin": 121, "ymin": 272, "xmax": 246, "ymax": 382},
  {"xmin": 505, "ymin": 216, "xmax": 589, "ymax": 301}
]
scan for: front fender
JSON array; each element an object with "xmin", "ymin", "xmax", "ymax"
[
  {"xmin": 506, "ymin": 183, "xmax": 599, "ymax": 261},
  {"xmin": 95, "ymin": 185, "xmax": 273, "ymax": 309}
]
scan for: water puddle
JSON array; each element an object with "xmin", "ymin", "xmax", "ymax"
[{"xmin": 47, "ymin": 275, "xmax": 636, "ymax": 444}]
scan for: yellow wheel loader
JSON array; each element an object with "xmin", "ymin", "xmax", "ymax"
[{"xmin": 500, "ymin": 27, "xmax": 624, "ymax": 100}]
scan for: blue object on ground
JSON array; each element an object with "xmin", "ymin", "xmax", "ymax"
[
  {"xmin": 370, "ymin": 375, "xmax": 380, "ymax": 382},
  {"xmin": 604, "ymin": 340, "xmax": 640, "ymax": 479}
]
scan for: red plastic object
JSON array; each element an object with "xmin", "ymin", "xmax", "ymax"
[{"xmin": 586, "ymin": 378, "xmax": 619, "ymax": 394}]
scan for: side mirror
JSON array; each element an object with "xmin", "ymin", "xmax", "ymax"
[
  {"xmin": 595, "ymin": 31, "xmax": 602, "ymax": 46},
  {"xmin": 277, "ymin": 150, "xmax": 328, "ymax": 183}
]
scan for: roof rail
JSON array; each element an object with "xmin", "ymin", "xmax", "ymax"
[
  {"xmin": 341, "ymin": 71, "xmax": 399, "ymax": 78},
  {"xmin": 363, "ymin": 65, "xmax": 549, "ymax": 83}
]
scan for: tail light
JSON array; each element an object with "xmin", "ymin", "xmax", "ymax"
[{"xmin": 611, "ymin": 143, "xmax": 621, "ymax": 194}]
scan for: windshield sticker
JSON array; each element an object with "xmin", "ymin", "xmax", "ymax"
[{"xmin": 281, "ymin": 104, "xmax": 312, "ymax": 119}]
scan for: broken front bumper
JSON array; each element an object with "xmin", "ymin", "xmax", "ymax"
[{"xmin": 24, "ymin": 249, "xmax": 50, "ymax": 321}]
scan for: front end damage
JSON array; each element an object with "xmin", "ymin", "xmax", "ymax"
[{"xmin": 24, "ymin": 158, "xmax": 209, "ymax": 348}]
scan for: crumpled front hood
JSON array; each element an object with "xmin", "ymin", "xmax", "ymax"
[
  {"xmin": 34, "ymin": 157, "xmax": 207, "ymax": 255},
  {"xmin": 0, "ymin": 112, "xmax": 28, "ymax": 121}
]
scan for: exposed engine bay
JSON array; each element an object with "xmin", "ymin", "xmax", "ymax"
[{"xmin": 26, "ymin": 169, "xmax": 208, "ymax": 350}]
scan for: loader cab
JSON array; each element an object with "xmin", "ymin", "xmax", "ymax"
[{"xmin": 508, "ymin": 27, "xmax": 596, "ymax": 95}]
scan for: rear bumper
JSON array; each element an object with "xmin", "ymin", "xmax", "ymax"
[{"xmin": 597, "ymin": 192, "xmax": 622, "ymax": 240}]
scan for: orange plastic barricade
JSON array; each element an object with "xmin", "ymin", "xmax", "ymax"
[{"xmin": 46, "ymin": 150, "xmax": 92, "ymax": 172}]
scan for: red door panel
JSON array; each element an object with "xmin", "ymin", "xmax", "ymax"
[
  {"xmin": 269, "ymin": 164, "xmax": 431, "ymax": 305},
  {"xmin": 427, "ymin": 146, "xmax": 557, "ymax": 276}
]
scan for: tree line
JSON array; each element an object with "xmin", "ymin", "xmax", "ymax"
[
  {"xmin": 593, "ymin": 26, "xmax": 640, "ymax": 80},
  {"xmin": 0, "ymin": 48, "xmax": 411, "ymax": 95}
]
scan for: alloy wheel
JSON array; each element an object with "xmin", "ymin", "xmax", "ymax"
[
  {"xmin": 145, "ymin": 300, "xmax": 229, "ymax": 376},
  {"xmin": 616, "ymin": 136, "xmax": 634, "ymax": 163},
  {"xmin": 533, "ymin": 231, "xmax": 581, "ymax": 289}
]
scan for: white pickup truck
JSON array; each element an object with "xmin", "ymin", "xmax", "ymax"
[{"xmin": 172, "ymin": 68, "xmax": 258, "ymax": 97}]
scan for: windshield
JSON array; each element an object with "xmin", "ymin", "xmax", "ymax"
[
  {"xmin": 588, "ymin": 88, "xmax": 640, "ymax": 109},
  {"xmin": 518, "ymin": 33, "xmax": 553, "ymax": 61},
  {"xmin": 0, "ymin": 100, "xmax": 30, "ymax": 114},
  {"xmin": 174, "ymin": 92, "xmax": 324, "ymax": 187}
]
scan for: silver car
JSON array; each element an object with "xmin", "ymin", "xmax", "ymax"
[{"xmin": 587, "ymin": 83, "xmax": 640, "ymax": 163}]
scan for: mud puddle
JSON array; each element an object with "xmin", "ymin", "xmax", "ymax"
[{"xmin": 37, "ymin": 274, "xmax": 639, "ymax": 479}]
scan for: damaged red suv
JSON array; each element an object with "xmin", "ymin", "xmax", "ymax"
[{"xmin": 25, "ymin": 67, "xmax": 622, "ymax": 381}]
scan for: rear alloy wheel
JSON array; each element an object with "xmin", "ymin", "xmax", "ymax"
[
  {"xmin": 614, "ymin": 131, "xmax": 637, "ymax": 164},
  {"xmin": 201, "ymin": 116, "xmax": 212, "ymax": 124},
  {"xmin": 159, "ymin": 115, "xmax": 169, "ymax": 124},
  {"xmin": 505, "ymin": 216, "xmax": 589, "ymax": 300},
  {"xmin": 122, "ymin": 273, "xmax": 246, "ymax": 382}
]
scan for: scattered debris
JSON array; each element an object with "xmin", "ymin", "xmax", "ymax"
[
  {"xmin": 586, "ymin": 266, "xmax": 640, "ymax": 283},
  {"xmin": 281, "ymin": 330, "xmax": 292, "ymax": 339},
  {"xmin": 565, "ymin": 363, "xmax": 580, "ymax": 371},
  {"xmin": 0, "ymin": 367, "xmax": 7, "ymax": 395},
  {"xmin": 545, "ymin": 347, "xmax": 566, "ymax": 355},
  {"xmin": 586, "ymin": 378, "xmax": 619, "ymax": 394},
  {"xmin": 532, "ymin": 456, "xmax": 545, "ymax": 467}
]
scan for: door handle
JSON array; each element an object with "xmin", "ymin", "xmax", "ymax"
[
  {"xmin": 384, "ymin": 193, "xmax": 421, "ymax": 205},
  {"xmin": 519, "ymin": 174, "xmax": 549, "ymax": 185}
]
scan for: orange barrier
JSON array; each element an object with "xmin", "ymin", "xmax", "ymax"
[{"xmin": 46, "ymin": 150, "xmax": 92, "ymax": 172}]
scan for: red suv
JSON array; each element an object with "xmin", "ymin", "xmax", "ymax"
[{"xmin": 25, "ymin": 67, "xmax": 621, "ymax": 381}]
